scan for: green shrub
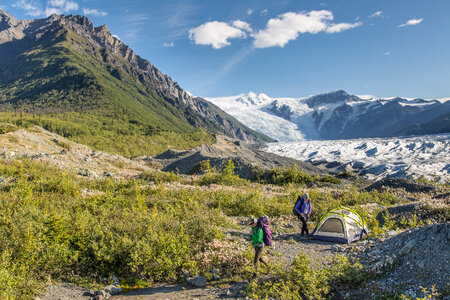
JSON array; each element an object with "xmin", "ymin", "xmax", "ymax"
[{"xmin": 200, "ymin": 159, "xmax": 248, "ymax": 186}]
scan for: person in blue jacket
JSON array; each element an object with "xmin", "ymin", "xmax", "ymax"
[{"xmin": 294, "ymin": 193, "xmax": 312, "ymax": 238}]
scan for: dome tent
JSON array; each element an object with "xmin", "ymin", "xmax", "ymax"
[{"xmin": 311, "ymin": 207, "xmax": 368, "ymax": 243}]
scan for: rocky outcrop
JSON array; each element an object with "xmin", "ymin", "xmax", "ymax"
[
  {"xmin": 0, "ymin": 9, "xmax": 31, "ymax": 43},
  {"xmin": 269, "ymin": 100, "xmax": 293, "ymax": 120}
]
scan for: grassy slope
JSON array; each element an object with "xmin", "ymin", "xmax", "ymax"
[{"xmin": 0, "ymin": 27, "xmax": 216, "ymax": 156}]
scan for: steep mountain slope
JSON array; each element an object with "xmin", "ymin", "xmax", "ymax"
[
  {"xmin": 0, "ymin": 10, "xmax": 271, "ymax": 156},
  {"xmin": 207, "ymin": 90, "xmax": 450, "ymax": 141}
]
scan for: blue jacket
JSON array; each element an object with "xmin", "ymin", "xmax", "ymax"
[{"xmin": 295, "ymin": 197, "xmax": 311, "ymax": 215}]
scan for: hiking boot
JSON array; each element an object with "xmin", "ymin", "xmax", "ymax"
[{"xmin": 306, "ymin": 234, "xmax": 312, "ymax": 240}]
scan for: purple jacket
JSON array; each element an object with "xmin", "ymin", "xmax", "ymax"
[{"xmin": 295, "ymin": 197, "xmax": 311, "ymax": 215}]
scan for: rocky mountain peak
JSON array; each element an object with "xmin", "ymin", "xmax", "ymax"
[
  {"xmin": 305, "ymin": 90, "xmax": 361, "ymax": 108},
  {"xmin": 0, "ymin": 9, "xmax": 19, "ymax": 29}
]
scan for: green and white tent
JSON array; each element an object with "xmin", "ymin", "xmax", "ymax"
[{"xmin": 311, "ymin": 207, "xmax": 368, "ymax": 243}]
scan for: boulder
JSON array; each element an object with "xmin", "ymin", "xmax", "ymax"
[
  {"xmin": 399, "ymin": 239, "xmax": 417, "ymax": 256},
  {"xmin": 104, "ymin": 285, "xmax": 122, "ymax": 295},
  {"xmin": 188, "ymin": 275, "xmax": 207, "ymax": 287}
]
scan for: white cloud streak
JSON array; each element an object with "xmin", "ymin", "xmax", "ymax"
[
  {"xmin": 46, "ymin": 0, "xmax": 78, "ymax": 15},
  {"xmin": 369, "ymin": 11, "xmax": 383, "ymax": 18},
  {"xmin": 189, "ymin": 20, "xmax": 250, "ymax": 49},
  {"xmin": 163, "ymin": 42, "xmax": 174, "ymax": 47},
  {"xmin": 13, "ymin": 0, "xmax": 80, "ymax": 17},
  {"xmin": 384, "ymin": 51, "xmax": 391, "ymax": 56},
  {"xmin": 253, "ymin": 10, "xmax": 362, "ymax": 48},
  {"xmin": 247, "ymin": 9, "xmax": 253, "ymax": 16},
  {"xmin": 82, "ymin": 8, "xmax": 107, "ymax": 16},
  {"xmin": 398, "ymin": 18, "xmax": 423, "ymax": 28},
  {"xmin": 13, "ymin": 0, "xmax": 43, "ymax": 17}
]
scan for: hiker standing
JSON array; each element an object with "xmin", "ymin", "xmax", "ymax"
[
  {"xmin": 249, "ymin": 217, "xmax": 270, "ymax": 277},
  {"xmin": 294, "ymin": 193, "xmax": 312, "ymax": 238}
]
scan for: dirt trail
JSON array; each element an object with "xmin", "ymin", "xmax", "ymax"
[{"xmin": 112, "ymin": 221, "xmax": 341, "ymax": 300}]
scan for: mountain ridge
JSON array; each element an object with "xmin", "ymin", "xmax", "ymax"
[
  {"xmin": 0, "ymin": 10, "xmax": 272, "ymax": 156},
  {"xmin": 207, "ymin": 90, "xmax": 450, "ymax": 141}
]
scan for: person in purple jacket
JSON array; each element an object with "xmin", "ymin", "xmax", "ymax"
[{"xmin": 294, "ymin": 193, "xmax": 312, "ymax": 238}]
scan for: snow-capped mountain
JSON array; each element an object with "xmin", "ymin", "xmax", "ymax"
[{"xmin": 207, "ymin": 90, "xmax": 450, "ymax": 142}]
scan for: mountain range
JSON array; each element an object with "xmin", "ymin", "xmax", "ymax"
[
  {"xmin": 207, "ymin": 90, "xmax": 450, "ymax": 141},
  {"xmin": 0, "ymin": 10, "xmax": 271, "ymax": 156}
]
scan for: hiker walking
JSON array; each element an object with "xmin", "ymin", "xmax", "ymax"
[
  {"xmin": 294, "ymin": 193, "xmax": 312, "ymax": 238},
  {"xmin": 248, "ymin": 216, "xmax": 271, "ymax": 277}
]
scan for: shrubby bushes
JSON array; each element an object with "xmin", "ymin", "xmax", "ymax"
[
  {"xmin": 0, "ymin": 158, "xmax": 407, "ymax": 299},
  {"xmin": 246, "ymin": 253, "xmax": 366, "ymax": 300}
]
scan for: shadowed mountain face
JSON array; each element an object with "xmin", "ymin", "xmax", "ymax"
[{"xmin": 0, "ymin": 10, "xmax": 272, "ymax": 155}]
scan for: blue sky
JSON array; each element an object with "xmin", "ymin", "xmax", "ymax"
[{"xmin": 3, "ymin": 0, "xmax": 450, "ymax": 99}]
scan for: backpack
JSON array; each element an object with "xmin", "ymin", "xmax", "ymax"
[
  {"xmin": 292, "ymin": 195, "xmax": 304, "ymax": 217},
  {"xmin": 257, "ymin": 216, "xmax": 272, "ymax": 247}
]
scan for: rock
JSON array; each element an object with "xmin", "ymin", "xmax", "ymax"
[
  {"xmin": 213, "ymin": 275, "xmax": 220, "ymax": 280},
  {"xmin": 104, "ymin": 285, "xmax": 121, "ymax": 295},
  {"xmin": 112, "ymin": 276, "xmax": 120, "ymax": 285},
  {"xmin": 94, "ymin": 296, "xmax": 103, "ymax": 300},
  {"xmin": 82, "ymin": 290, "xmax": 94, "ymax": 296},
  {"xmin": 182, "ymin": 270, "xmax": 190, "ymax": 277},
  {"xmin": 188, "ymin": 275, "xmax": 207, "ymax": 287},
  {"xmin": 94, "ymin": 290, "xmax": 106, "ymax": 297},
  {"xmin": 417, "ymin": 261, "xmax": 425, "ymax": 269},
  {"xmin": 399, "ymin": 239, "xmax": 417, "ymax": 256},
  {"xmin": 386, "ymin": 230, "xmax": 396, "ymax": 237}
]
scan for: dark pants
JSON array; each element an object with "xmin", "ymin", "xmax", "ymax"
[
  {"xmin": 299, "ymin": 216, "xmax": 309, "ymax": 236},
  {"xmin": 254, "ymin": 246, "xmax": 268, "ymax": 270}
]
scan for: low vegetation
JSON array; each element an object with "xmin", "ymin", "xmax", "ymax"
[{"xmin": 0, "ymin": 158, "xmax": 446, "ymax": 299}]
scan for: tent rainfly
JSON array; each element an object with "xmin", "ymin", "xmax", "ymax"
[{"xmin": 311, "ymin": 207, "xmax": 368, "ymax": 243}]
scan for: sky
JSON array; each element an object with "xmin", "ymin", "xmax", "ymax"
[{"xmin": 2, "ymin": 0, "xmax": 450, "ymax": 99}]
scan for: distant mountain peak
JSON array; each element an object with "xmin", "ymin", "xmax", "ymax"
[{"xmin": 305, "ymin": 90, "xmax": 361, "ymax": 108}]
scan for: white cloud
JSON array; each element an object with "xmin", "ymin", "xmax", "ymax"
[
  {"xmin": 43, "ymin": 0, "xmax": 79, "ymax": 16},
  {"xmin": 260, "ymin": 9, "xmax": 268, "ymax": 16},
  {"xmin": 48, "ymin": 0, "xmax": 64, "ymax": 7},
  {"xmin": 247, "ymin": 9, "xmax": 253, "ymax": 16},
  {"xmin": 112, "ymin": 34, "xmax": 120, "ymax": 40},
  {"xmin": 253, "ymin": 10, "xmax": 362, "ymax": 48},
  {"xmin": 232, "ymin": 20, "xmax": 252, "ymax": 32},
  {"xmin": 398, "ymin": 18, "xmax": 423, "ymax": 28},
  {"xmin": 13, "ymin": 0, "xmax": 43, "ymax": 17},
  {"xmin": 45, "ymin": 7, "xmax": 63, "ymax": 15},
  {"xmin": 369, "ymin": 11, "xmax": 383, "ymax": 18},
  {"xmin": 82, "ymin": 8, "xmax": 107, "ymax": 16},
  {"xmin": 189, "ymin": 21, "xmax": 247, "ymax": 49},
  {"xmin": 384, "ymin": 51, "xmax": 391, "ymax": 56},
  {"xmin": 163, "ymin": 42, "xmax": 174, "ymax": 47},
  {"xmin": 326, "ymin": 21, "xmax": 362, "ymax": 33}
]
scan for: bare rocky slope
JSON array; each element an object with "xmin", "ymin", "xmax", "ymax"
[
  {"xmin": 136, "ymin": 135, "xmax": 326, "ymax": 179},
  {"xmin": 0, "ymin": 125, "xmax": 320, "ymax": 180}
]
